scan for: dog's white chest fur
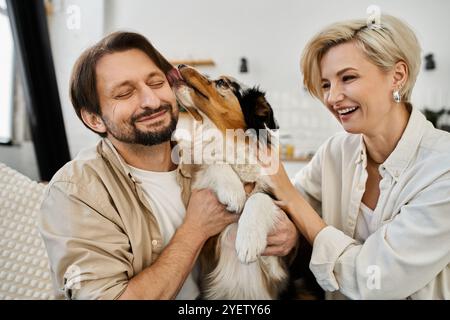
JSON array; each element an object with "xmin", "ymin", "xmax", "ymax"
[{"xmin": 191, "ymin": 162, "xmax": 287, "ymax": 299}]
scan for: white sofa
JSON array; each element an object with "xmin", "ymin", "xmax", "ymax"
[{"xmin": 0, "ymin": 162, "xmax": 54, "ymax": 299}]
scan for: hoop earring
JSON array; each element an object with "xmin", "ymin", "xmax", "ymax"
[{"xmin": 393, "ymin": 90, "xmax": 401, "ymax": 103}]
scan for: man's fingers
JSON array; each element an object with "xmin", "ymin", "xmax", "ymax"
[
  {"xmin": 266, "ymin": 234, "xmax": 286, "ymax": 246},
  {"xmin": 274, "ymin": 200, "xmax": 289, "ymax": 211},
  {"xmin": 261, "ymin": 245, "xmax": 287, "ymax": 257},
  {"xmin": 261, "ymin": 247, "xmax": 277, "ymax": 256},
  {"xmin": 226, "ymin": 212, "xmax": 240, "ymax": 223}
]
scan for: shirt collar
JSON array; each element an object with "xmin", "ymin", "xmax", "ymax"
[
  {"xmin": 100, "ymin": 138, "xmax": 137, "ymax": 184},
  {"xmin": 355, "ymin": 135, "xmax": 367, "ymax": 166},
  {"xmin": 99, "ymin": 138, "xmax": 192, "ymax": 185},
  {"xmin": 355, "ymin": 108, "xmax": 427, "ymax": 181},
  {"xmin": 382, "ymin": 109, "xmax": 426, "ymax": 180}
]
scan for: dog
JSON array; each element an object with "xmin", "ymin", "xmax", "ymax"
[{"xmin": 168, "ymin": 65, "xmax": 289, "ymax": 299}]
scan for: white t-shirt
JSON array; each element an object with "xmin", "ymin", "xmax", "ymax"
[
  {"xmin": 128, "ymin": 165, "xmax": 199, "ymax": 300},
  {"xmin": 354, "ymin": 202, "xmax": 377, "ymax": 243}
]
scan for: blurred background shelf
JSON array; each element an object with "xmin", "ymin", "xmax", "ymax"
[{"xmin": 169, "ymin": 59, "xmax": 215, "ymax": 67}]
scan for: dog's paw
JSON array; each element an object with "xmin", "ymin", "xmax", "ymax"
[
  {"xmin": 216, "ymin": 186, "xmax": 247, "ymax": 214},
  {"xmin": 235, "ymin": 220, "xmax": 266, "ymax": 264},
  {"xmin": 193, "ymin": 165, "xmax": 246, "ymax": 214},
  {"xmin": 234, "ymin": 193, "xmax": 279, "ymax": 264}
]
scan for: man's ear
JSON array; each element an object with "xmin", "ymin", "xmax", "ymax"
[
  {"xmin": 80, "ymin": 108, "xmax": 107, "ymax": 134},
  {"xmin": 391, "ymin": 60, "xmax": 408, "ymax": 89}
]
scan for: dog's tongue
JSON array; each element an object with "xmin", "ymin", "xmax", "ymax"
[{"xmin": 166, "ymin": 68, "xmax": 184, "ymax": 86}]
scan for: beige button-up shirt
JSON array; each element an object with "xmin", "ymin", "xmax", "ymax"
[
  {"xmin": 39, "ymin": 139, "xmax": 192, "ymax": 299},
  {"xmin": 294, "ymin": 108, "xmax": 450, "ymax": 299}
]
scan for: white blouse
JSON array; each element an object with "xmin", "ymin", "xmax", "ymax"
[{"xmin": 293, "ymin": 108, "xmax": 450, "ymax": 299}]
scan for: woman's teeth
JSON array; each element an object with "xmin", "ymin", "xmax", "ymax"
[{"xmin": 338, "ymin": 106, "xmax": 358, "ymax": 115}]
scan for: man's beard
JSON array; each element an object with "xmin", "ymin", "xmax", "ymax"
[{"xmin": 102, "ymin": 104, "xmax": 178, "ymax": 146}]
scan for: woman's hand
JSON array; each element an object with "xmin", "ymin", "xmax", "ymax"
[
  {"xmin": 259, "ymin": 145, "xmax": 327, "ymax": 245},
  {"xmin": 259, "ymin": 145, "xmax": 298, "ymax": 203}
]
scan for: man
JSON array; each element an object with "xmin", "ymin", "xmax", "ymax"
[{"xmin": 39, "ymin": 32, "xmax": 297, "ymax": 300}]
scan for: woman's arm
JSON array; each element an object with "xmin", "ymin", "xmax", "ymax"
[
  {"xmin": 263, "ymin": 150, "xmax": 450, "ymax": 299},
  {"xmin": 268, "ymin": 164, "xmax": 450, "ymax": 298},
  {"xmin": 310, "ymin": 176, "xmax": 450, "ymax": 299},
  {"xmin": 262, "ymin": 150, "xmax": 327, "ymax": 245},
  {"xmin": 271, "ymin": 164, "xmax": 327, "ymax": 245}
]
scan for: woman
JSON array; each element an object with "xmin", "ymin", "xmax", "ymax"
[{"xmin": 267, "ymin": 15, "xmax": 450, "ymax": 299}]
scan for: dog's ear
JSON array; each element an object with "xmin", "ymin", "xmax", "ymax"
[
  {"xmin": 254, "ymin": 95, "xmax": 272, "ymax": 117},
  {"xmin": 238, "ymin": 87, "xmax": 279, "ymax": 131}
]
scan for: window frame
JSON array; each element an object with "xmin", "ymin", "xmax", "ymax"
[{"xmin": 0, "ymin": 4, "xmax": 15, "ymax": 145}]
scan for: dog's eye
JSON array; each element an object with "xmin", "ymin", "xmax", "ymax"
[{"xmin": 215, "ymin": 79, "xmax": 229, "ymax": 89}]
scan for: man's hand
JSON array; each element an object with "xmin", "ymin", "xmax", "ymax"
[
  {"xmin": 262, "ymin": 207, "xmax": 298, "ymax": 256},
  {"xmin": 183, "ymin": 188, "xmax": 239, "ymax": 242},
  {"xmin": 120, "ymin": 188, "xmax": 238, "ymax": 300}
]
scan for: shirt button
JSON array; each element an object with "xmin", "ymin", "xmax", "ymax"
[{"xmin": 151, "ymin": 240, "xmax": 158, "ymax": 247}]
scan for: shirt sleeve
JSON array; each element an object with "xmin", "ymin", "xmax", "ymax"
[
  {"xmin": 38, "ymin": 181, "xmax": 134, "ymax": 300},
  {"xmin": 310, "ymin": 177, "xmax": 450, "ymax": 299}
]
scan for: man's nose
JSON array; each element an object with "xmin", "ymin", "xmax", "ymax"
[{"xmin": 139, "ymin": 85, "xmax": 160, "ymax": 109}]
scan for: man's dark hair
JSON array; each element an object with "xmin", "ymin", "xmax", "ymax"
[{"xmin": 69, "ymin": 31, "xmax": 173, "ymax": 136}]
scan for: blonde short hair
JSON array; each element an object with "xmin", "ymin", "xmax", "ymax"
[{"xmin": 300, "ymin": 14, "xmax": 421, "ymax": 103}]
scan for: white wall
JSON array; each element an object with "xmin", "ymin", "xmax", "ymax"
[
  {"xmin": 47, "ymin": 0, "xmax": 105, "ymax": 158},
  {"xmin": 48, "ymin": 0, "xmax": 450, "ymax": 157}
]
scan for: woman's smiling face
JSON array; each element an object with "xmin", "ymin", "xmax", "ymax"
[{"xmin": 320, "ymin": 41, "xmax": 396, "ymax": 135}]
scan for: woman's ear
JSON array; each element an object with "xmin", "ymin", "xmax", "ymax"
[
  {"xmin": 80, "ymin": 108, "xmax": 107, "ymax": 134},
  {"xmin": 391, "ymin": 61, "xmax": 408, "ymax": 89}
]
